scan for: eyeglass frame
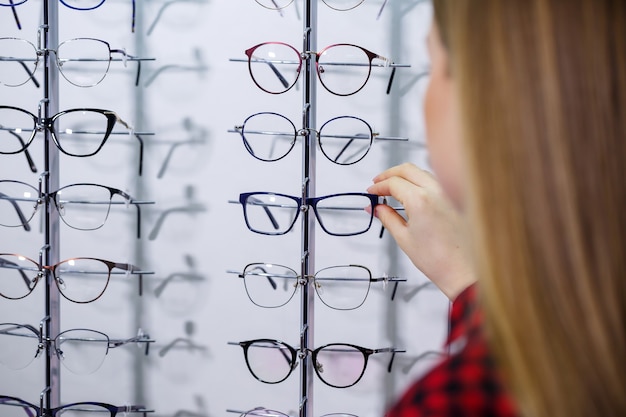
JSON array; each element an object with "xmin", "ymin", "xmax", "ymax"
[
  {"xmin": 0, "ymin": 0, "xmax": 137, "ymax": 32},
  {"xmin": 0, "ymin": 395, "xmax": 150, "ymax": 417},
  {"xmin": 0, "ymin": 178, "xmax": 150, "ymax": 238},
  {"xmin": 0, "ymin": 35, "xmax": 147, "ymax": 88},
  {"xmin": 244, "ymin": 41, "xmax": 396, "ymax": 96},
  {"xmin": 0, "ymin": 251, "xmax": 147, "ymax": 303},
  {"xmin": 228, "ymin": 407, "xmax": 358, "ymax": 417},
  {"xmin": 234, "ymin": 112, "xmax": 378, "ymax": 165},
  {"xmin": 238, "ymin": 191, "xmax": 382, "ymax": 236},
  {"xmin": 234, "ymin": 262, "xmax": 406, "ymax": 310},
  {"xmin": 0, "ymin": 321, "xmax": 153, "ymax": 373},
  {"xmin": 0, "ymin": 104, "xmax": 145, "ymax": 175},
  {"xmin": 233, "ymin": 338, "xmax": 404, "ymax": 388}
]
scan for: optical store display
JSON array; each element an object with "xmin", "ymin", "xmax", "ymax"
[{"xmin": 0, "ymin": 2, "xmax": 432, "ymax": 417}]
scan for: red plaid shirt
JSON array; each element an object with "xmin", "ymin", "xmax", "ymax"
[{"xmin": 386, "ymin": 284, "xmax": 518, "ymax": 417}]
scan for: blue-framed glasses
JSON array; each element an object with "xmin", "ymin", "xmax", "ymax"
[
  {"xmin": 238, "ymin": 192, "xmax": 382, "ymax": 236},
  {"xmin": 0, "ymin": 0, "xmax": 136, "ymax": 32}
]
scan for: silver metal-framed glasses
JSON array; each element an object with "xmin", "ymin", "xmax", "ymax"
[
  {"xmin": 231, "ymin": 262, "xmax": 406, "ymax": 310},
  {"xmin": 0, "ymin": 321, "xmax": 153, "ymax": 374},
  {"xmin": 0, "ymin": 179, "xmax": 151, "ymax": 238},
  {"xmin": 0, "ymin": 36, "xmax": 150, "ymax": 88}
]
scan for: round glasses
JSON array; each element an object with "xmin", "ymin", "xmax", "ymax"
[
  {"xmin": 0, "ymin": 323, "xmax": 151, "ymax": 374},
  {"xmin": 238, "ymin": 338, "xmax": 397, "ymax": 388},
  {"xmin": 236, "ymin": 112, "xmax": 376, "ymax": 165},
  {"xmin": 245, "ymin": 42, "xmax": 391, "ymax": 96},
  {"xmin": 239, "ymin": 192, "xmax": 381, "ymax": 236},
  {"xmin": 0, "ymin": 254, "xmax": 140, "ymax": 303},
  {"xmin": 253, "ymin": 0, "xmax": 365, "ymax": 11},
  {"xmin": 240, "ymin": 263, "xmax": 378, "ymax": 310}
]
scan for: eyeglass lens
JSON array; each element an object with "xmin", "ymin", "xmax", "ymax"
[
  {"xmin": 242, "ymin": 263, "xmax": 372, "ymax": 310},
  {"xmin": 0, "ymin": 324, "xmax": 39, "ymax": 370},
  {"xmin": 244, "ymin": 339, "xmax": 295, "ymax": 384},
  {"xmin": 240, "ymin": 113, "xmax": 373, "ymax": 165},
  {"xmin": 0, "ymin": 181, "xmax": 38, "ymax": 228},
  {"xmin": 0, "ymin": 37, "xmax": 38, "ymax": 87}
]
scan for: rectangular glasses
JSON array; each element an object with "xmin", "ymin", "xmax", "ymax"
[
  {"xmin": 238, "ymin": 192, "xmax": 382, "ymax": 236},
  {"xmin": 0, "ymin": 396, "xmax": 150, "ymax": 417}
]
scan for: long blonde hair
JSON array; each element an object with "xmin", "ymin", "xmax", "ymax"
[{"xmin": 433, "ymin": 1, "xmax": 625, "ymax": 416}]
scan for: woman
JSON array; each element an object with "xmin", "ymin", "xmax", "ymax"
[{"xmin": 368, "ymin": 1, "xmax": 625, "ymax": 416}]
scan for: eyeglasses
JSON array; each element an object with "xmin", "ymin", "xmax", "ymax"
[
  {"xmin": 0, "ymin": 36, "xmax": 145, "ymax": 88},
  {"xmin": 0, "ymin": 396, "xmax": 150, "ymax": 417},
  {"xmin": 235, "ymin": 262, "xmax": 405, "ymax": 310},
  {"xmin": 0, "ymin": 179, "xmax": 148, "ymax": 238},
  {"xmin": 231, "ymin": 407, "xmax": 357, "ymax": 417},
  {"xmin": 234, "ymin": 112, "xmax": 378, "ymax": 165},
  {"xmin": 244, "ymin": 42, "xmax": 395, "ymax": 96},
  {"xmin": 0, "ymin": 322, "xmax": 153, "ymax": 374},
  {"xmin": 1, "ymin": 0, "xmax": 137, "ymax": 32},
  {"xmin": 239, "ymin": 192, "xmax": 381, "ymax": 236},
  {"xmin": 0, "ymin": 252, "xmax": 146, "ymax": 303},
  {"xmin": 233, "ymin": 338, "xmax": 404, "ymax": 388},
  {"xmin": 254, "ymin": 0, "xmax": 364, "ymax": 11},
  {"xmin": 0, "ymin": 105, "xmax": 145, "ymax": 175}
]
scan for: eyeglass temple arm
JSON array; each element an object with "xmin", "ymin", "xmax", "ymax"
[
  {"xmin": 7, "ymin": 130, "xmax": 38, "ymax": 172},
  {"xmin": 110, "ymin": 49, "xmax": 142, "ymax": 86},
  {"xmin": 0, "ymin": 192, "xmax": 32, "ymax": 231},
  {"xmin": 0, "ymin": 256, "xmax": 33, "ymax": 289},
  {"xmin": 109, "ymin": 333, "xmax": 154, "ymax": 356},
  {"xmin": 113, "ymin": 262, "xmax": 144, "ymax": 295},
  {"xmin": 8, "ymin": 0, "xmax": 22, "ymax": 30},
  {"xmin": 114, "ymin": 116, "xmax": 145, "ymax": 176},
  {"xmin": 373, "ymin": 347, "xmax": 406, "ymax": 372}
]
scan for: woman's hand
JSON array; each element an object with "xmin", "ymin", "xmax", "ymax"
[{"xmin": 367, "ymin": 163, "xmax": 474, "ymax": 300}]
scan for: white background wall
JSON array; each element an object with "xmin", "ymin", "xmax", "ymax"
[{"xmin": 0, "ymin": 1, "xmax": 450, "ymax": 417}]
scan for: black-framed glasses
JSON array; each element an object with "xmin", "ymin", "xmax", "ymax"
[
  {"xmin": 234, "ymin": 262, "xmax": 405, "ymax": 310},
  {"xmin": 244, "ymin": 42, "xmax": 395, "ymax": 96},
  {"xmin": 0, "ymin": 252, "xmax": 147, "ymax": 303},
  {"xmin": 0, "ymin": 322, "xmax": 153, "ymax": 374},
  {"xmin": 0, "ymin": 0, "xmax": 137, "ymax": 32},
  {"xmin": 238, "ymin": 192, "xmax": 382, "ymax": 236},
  {"xmin": 0, "ymin": 36, "xmax": 146, "ymax": 88},
  {"xmin": 0, "ymin": 396, "xmax": 150, "ymax": 417},
  {"xmin": 0, "ymin": 105, "xmax": 145, "ymax": 175},
  {"xmin": 234, "ymin": 112, "xmax": 377, "ymax": 165},
  {"xmin": 0, "ymin": 179, "xmax": 149, "ymax": 238},
  {"xmin": 233, "ymin": 338, "xmax": 404, "ymax": 388}
]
